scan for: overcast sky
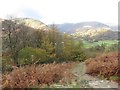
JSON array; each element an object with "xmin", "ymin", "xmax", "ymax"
[{"xmin": 0, "ymin": 0, "xmax": 119, "ymax": 24}]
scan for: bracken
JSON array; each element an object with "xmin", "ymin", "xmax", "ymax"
[
  {"xmin": 85, "ymin": 52, "xmax": 120, "ymax": 83},
  {"xmin": 2, "ymin": 62, "xmax": 76, "ymax": 88}
]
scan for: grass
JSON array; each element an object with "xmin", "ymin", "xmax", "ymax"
[
  {"xmin": 109, "ymin": 76, "xmax": 120, "ymax": 82},
  {"xmin": 83, "ymin": 40, "xmax": 118, "ymax": 48}
]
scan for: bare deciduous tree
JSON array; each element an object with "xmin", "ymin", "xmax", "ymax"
[{"xmin": 2, "ymin": 16, "xmax": 31, "ymax": 66}]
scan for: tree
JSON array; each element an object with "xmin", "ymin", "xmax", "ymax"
[
  {"xmin": 30, "ymin": 30, "xmax": 46, "ymax": 48},
  {"xmin": 41, "ymin": 35, "xmax": 54, "ymax": 54},
  {"xmin": 2, "ymin": 17, "xmax": 31, "ymax": 66},
  {"xmin": 62, "ymin": 35, "xmax": 86, "ymax": 62},
  {"xmin": 48, "ymin": 24, "xmax": 64, "ymax": 61}
]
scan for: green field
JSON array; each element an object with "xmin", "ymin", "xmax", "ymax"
[{"xmin": 83, "ymin": 40, "xmax": 118, "ymax": 49}]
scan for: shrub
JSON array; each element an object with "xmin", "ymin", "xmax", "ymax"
[
  {"xmin": 2, "ymin": 62, "xmax": 76, "ymax": 88},
  {"xmin": 18, "ymin": 47, "xmax": 48, "ymax": 65},
  {"xmin": 2, "ymin": 58, "xmax": 13, "ymax": 72},
  {"xmin": 2, "ymin": 51, "xmax": 14, "ymax": 72},
  {"xmin": 85, "ymin": 52, "xmax": 120, "ymax": 82}
]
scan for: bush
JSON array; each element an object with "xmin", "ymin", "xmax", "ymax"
[
  {"xmin": 85, "ymin": 44, "xmax": 106, "ymax": 58},
  {"xmin": 2, "ymin": 62, "xmax": 76, "ymax": 88},
  {"xmin": 85, "ymin": 52, "xmax": 120, "ymax": 82},
  {"xmin": 18, "ymin": 47, "xmax": 48, "ymax": 65},
  {"xmin": 2, "ymin": 51, "xmax": 14, "ymax": 72},
  {"xmin": 2, "ymin": 58, "xmax": 13, "ymax": 72}
]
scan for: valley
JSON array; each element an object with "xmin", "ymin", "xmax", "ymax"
[{"xmin": 1, "ymin": 18, "xmax": 119, "ymax": 89}]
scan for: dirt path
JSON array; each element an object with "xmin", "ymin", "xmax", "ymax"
[
  {"xmin": 50, "ymin": 62, "xmax": 118, "ymax": 88},
  {"xmin": 71, "ymin": 62, "xmax": 118, "ymax": 88}
]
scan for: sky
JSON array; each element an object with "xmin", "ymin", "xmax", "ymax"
[{"xmin": 0, "ymin": 0, "xmax": 119, "ymax": 24}]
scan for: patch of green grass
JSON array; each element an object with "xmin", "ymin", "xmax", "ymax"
[
  {"xmin": 109, "ymin": 76, "xmax": 120, "ymax": 81},
  {"xmin": 83, "ymin": 40, "xmax": 118, "ymax": 49}
]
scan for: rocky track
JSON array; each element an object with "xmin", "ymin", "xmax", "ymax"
[{"xmin": 71, "ymin": 62, "xmax": 119, "ymax": 88}]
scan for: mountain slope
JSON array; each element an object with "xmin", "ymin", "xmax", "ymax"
[
  {"xmin": 72, "ymin": 28, "xmax": 109, "ymax": 37},
  {"xmin": 2, "ymin": 18, "xmax": 50, "ymax": 31},
  {"xmin": 56, "ymin": 22, "xmax": 110, "ymax": 34},
  {"xmin": 15, "ymin": 18, "xmax": 50, "ymax": 31},
  {"xmin": 55, "ymin": 22, "xmax": 118, "ymax": 40},
  {"xmin": 72, "ymin": 28, "xmax": 118, "ymax": 41}
]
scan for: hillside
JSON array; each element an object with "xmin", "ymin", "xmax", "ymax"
[
  {"xmin": 2, "ymin": 18, "xmax": 50, "ymax": 32},
  {"xmin": 72, "ymin": 28, "xmax": 118, "ymax": 41},
  {"xmin": 1, "ymin": 18, "xmax": 51, "ymax": 41},
  {"xmin": 55, "ymin": 21, "xmax": 118, "ymax": 41},
  {"xmin": 72, "ymin": 28, "xmax": 109, "ymax": 37},
  {"xmin": 56, "ymin": 21, "xmax": 110, "ymax": 34},
  {"xmin": 15, "ymin": 18, "xmax": 50, "ymax": 30},
  {"xmin": 91, "ymin": 30, "xmax": 118, "ymax": 40},
  {"xmin": 2, "ymin": 18, "xmax": 119, "ymax": 88},
  {"xmin": 2, "ymin": 19, "xmax": 119, "ymax": 41}
]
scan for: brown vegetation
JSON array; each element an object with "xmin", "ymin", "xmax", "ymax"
[
  {"xmin": 2, "ymin": 62, "xmax": 76, "ymax": 88},
  {"xmin": 85, "ymin": 52, "xmax": 120, "ymax": 82}
]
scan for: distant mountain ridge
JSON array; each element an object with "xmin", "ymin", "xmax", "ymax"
[
  {"xmin": 110, "ymin": 26, "xmax": 118, "ymax": 31},
  {"xmin": 1, "ymin": 18, "xmax": 118, "ymax": 41},
  {"xmin": 56, "ymin": 21, "xmax": 112, "ymax": 34},
  {"xmin": 54, "ymin": 21, "xmax": 118, "ymax": 40}
]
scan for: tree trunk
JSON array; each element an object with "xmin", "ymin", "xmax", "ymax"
[{"xmin": 13, "ymin": 51, "xmax": 19, "ymax": 66}]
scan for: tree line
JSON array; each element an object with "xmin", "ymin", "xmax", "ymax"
[{"xmin": 2, "ymin": 18, "xmax": 86, "ymax": 71}]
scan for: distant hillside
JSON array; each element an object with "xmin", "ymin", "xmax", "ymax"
[
  {"xmin": 110, "ymin": 26, "xmax": 118, "ymax": 31},
  {"xmin": 91, "ymin": 30, "xmax": 118, "ymax": 40},
  {"xmin": 2, "ymin": 19, "xmax": 118, "ymax": 41},
  {"xmin": 56, "ymin": 21, "xmax": 110, "ymax": 34},
  {"xmin": 72, "ymin": 28, "xmax": 109, "ymax": 37},
  {"xmin": 55, "ymin": 21, "xmax": 118, "ymax": 41},
  {"xmin": 15, "ymin": 18, "xmax": 50, "ymax": 31},
  {"xmin": 2, "ymin": 18, "xmax": 50, "ymax": 31},
  {"xmin": 72, "ymin": 28, "xmax": 118, "ymax": 41},
  {"xmin": 1, "ymin": 18, "xmax": 51, "ymax": 44}
]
